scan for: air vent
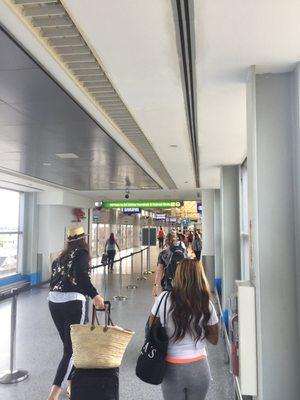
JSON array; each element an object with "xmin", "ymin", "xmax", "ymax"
[
  {"xmin": 172, "ymin": 0, "xmax": 200, "ymax": 187},
  {"xmin": 7, "ymin": 0, "xmax": 177, "ymax": 189}
]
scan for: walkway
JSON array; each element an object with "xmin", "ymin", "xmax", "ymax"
[{"xmin": 0, "ymin": 246, "xmax": 234, "ymax": 400}]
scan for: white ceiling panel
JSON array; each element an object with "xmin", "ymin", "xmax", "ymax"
[
  {"xmin": 195, "ymin": 0, "xmax": 300, "ymax": 187},
  {"xmin": 62, "ymin": 0, "xmax": 194, "ymax": 188}
]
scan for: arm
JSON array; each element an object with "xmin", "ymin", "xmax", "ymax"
[
  {"xmin": 74, "ymin": 250, "xmax": 101, "ymax": 299},
  {"xmin": 116, "ymin": 242, "xmax": 121, "ymax": 251},
  {"xmin": 206, "ymin": 323, "xmax": 219, "ymax": 345},
  {"xmin": 74, "ymin": 250, "xmax": 105, "ymax": 308},
  {"xmin": 152, "ymin": 263, "xmax": 164, "ymax": 297}
]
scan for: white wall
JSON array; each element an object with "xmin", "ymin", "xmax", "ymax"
[
  {"xmin": 220, "ymin": 166, "xmax": 241, "ymax": 308},
  {"xmin": 202, "ymin": 189, "xmax": 215, "ymax": 256},
  {"xmin": 292, "ymin": 64, "xmax": 300, "ymax": 361},
  {"xmin": 213, "ymin": 189, "xmax": 222, "ymax": 279},
  {"xmin": 247, "ymin": 69, "xmax": 300, "ymax": 400}
]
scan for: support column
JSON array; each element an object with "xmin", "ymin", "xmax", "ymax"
[
  {"xmin": 220, "ymin": 166, "xmax": 241, "ymax": 308},
  {"xmin": 201, "ymin": 189, "xmax": 215, "ymax": 289},
  {"xmin": 247, "ymin": 67, "xmax": 300, "ymax": 399},
  {"xmin": 213, "ymin": 189, "xmax": 222, "ymax": 281},
  {"xmin": 22, "ymin": 193, "xmax": 39, "ymax": 283}
]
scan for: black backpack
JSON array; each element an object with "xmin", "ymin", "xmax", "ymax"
[{"xmin": 162, "ymin": 245, "xmax": 185, "ymax": 290}]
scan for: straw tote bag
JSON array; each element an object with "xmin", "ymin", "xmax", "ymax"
[{"xmin": 71, "ymin": 304, "xmax": 134, "ymax": 369}]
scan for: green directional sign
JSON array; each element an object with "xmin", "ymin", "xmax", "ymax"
[{"xmin": 102, "ymin": 201, "xmax": 181, "ymax": 209}]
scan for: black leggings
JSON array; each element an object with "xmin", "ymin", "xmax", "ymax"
[
  {"xmin": 107, "ymin": 250, "xmax": 116, "ymax": 269},
  {"xmin": 49, "ymin": 300, "xmax": 85, "ymax": 387}
]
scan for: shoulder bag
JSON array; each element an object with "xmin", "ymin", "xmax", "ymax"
[{"xmin": 136, "ymin": 291, "xmax": 170, "ymax": 385}]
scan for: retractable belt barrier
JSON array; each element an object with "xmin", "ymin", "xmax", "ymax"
[
  {"xmin": 214, "ymin": 288, "xmax": 243, "ymax": 400},
  {"xmin": 91, "ymin": 247, "xmax": 149, "ymax": 301},
  {"xmin": 0, "ymin": 284, "xmax": 30, "ymax": 384}
]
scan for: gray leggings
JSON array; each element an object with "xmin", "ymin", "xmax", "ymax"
[{"xmin": 161, "ymin": 358, "xmax": 211, "ymax": 400}]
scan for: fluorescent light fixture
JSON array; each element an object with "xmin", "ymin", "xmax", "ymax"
[
  {"xmin": 43, "ymin": 162, "xmax": 51, "ymax": 166},
  {"xmin": 55, "ymin": 153, "xmax": 79, "ymax": 159}
]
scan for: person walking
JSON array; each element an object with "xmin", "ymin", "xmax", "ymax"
[
  {"xmin": 192, "ymin": 232, "xmax": 202, "ymax": 261},
  {"xmin": 188, "ymin": 230, "xmax": 194, "ymax": 248},
  {"xmin": 158, "ymin": 226, "xmax": 166, "ymax": 249},
  {"xmin": 105, "ymin": 233, "xmax": 120, "ymax": 271},
  {"xmin": 150, "ymin": 259, "xmax": 219, "ymax": 400},
  {"xmin": 152, "ymin": 232, "xmax": 185, "ymax": 296},
  {"xmin": 47, "ymin": 226, "xmax": 104, "ymax": 400}
]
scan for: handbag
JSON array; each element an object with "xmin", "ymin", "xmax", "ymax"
[
  {"xmin": 71, "ymin": 304, "xmax": 134, "ymax": 369},
  {"xmin": 101, "ymin": 252, "xmax": 108, "ymax": 265},
  {"xmin": 136, "ymin": 291, "xmax": 170, "ymax": 385}
]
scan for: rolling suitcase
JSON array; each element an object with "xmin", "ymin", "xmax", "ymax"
[
  {"xmin": 70, "ymin": 301, "xmax": 119, "ymax": 400},
  {"xmin": 70, "ymin": 368, "xmax": 119, "ymax": 400}
]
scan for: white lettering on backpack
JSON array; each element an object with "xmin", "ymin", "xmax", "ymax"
[
  {"xmin": 148, "ymin": 348, "xmax": 157, "ymax": 359},
  {"xmin": 141, "ymin": 342, "xmax": 157, "ymax": 359}
]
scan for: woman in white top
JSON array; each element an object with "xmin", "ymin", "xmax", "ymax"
[{"xmin": 150, "ymin": 259, "xmax": 219, "ymax": 400}]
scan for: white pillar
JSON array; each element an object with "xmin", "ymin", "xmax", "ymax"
[
  {"xmin": 220, "ymin": 165, "xmax": 241, "ymax": 308},
  {"xmin": 293, "ymin": 64, "xmax": 300, "ymax": 363},
  {"xmin": 201, "ymin": 189, "xmax": 215, "ymax": 289},
  {"xmin": 213, "ymin": 189, "xmax": 222, "ymax": 280},
  {"xmin": 247, "ymin": 67, "xmax": 300, "ymax": 399}
]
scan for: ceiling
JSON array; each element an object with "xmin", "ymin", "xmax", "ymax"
[
  {"xmin": 1, "ymin": 0, "xmax": 300, "ymax": 199},
  {"xmin": 0, "ymin": 27, "xmax": 159, "ymax": 191}
]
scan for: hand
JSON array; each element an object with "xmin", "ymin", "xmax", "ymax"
[
  {"xmin": 93, "ymin": 294, "xmax": 105, "ymax": 309},
  {"xmin": 152, "ymin": 285, "xmax": 159, "ymax": 297}
]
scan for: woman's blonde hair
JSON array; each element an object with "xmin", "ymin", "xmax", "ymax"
[{"xmin": 170, "ymin": 259, "xmax": 212, "ymax": 342}]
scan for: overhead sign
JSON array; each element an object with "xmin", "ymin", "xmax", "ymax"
[
  {"xmin": 92, "ymin": 208, "xmax": 101, "ymax": 223},
  {"xmin": 102, "ymin": 201, "xmax": 181, "ymax": 209},
  {"xmin": 169, "ymin": 217, "xmax": 177, "ymax": 223},
  {"xmin": 123, "ymin": 208, "xmax": 141, "ymax": 214},
  {"xmin": 155, "ymin": 213, "xmax": 166, "ymax": 221}
]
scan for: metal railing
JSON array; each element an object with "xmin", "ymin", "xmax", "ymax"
[
  {"xmin": 90, "ymin": 246, "xmax": 149, "ymax": 301},
  {"xmin": 0, "ymin": 284, "xmax": 30, "ymax": 384},
  {"xmin": 214, "ymin": 288, "xmax": 243, "ymax": 400}
]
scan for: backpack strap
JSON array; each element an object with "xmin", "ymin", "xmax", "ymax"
[
  {"xmin": 163, "ymin": 291, "xmax": 171, "ymax": 327},
  {"xmin": 153, "ymin": 291, "xmax": 169, "ymax": 319}
]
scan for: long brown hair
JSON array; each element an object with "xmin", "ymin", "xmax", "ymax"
[
  {"xmin": 169, "ymin": 259, "xmax": 211, "ymax": 342},
  {"xmin": 58, "ymin": 238, "xmax": 90, "ymax": 265}
]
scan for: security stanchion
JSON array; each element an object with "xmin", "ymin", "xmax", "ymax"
[
  {"xmin": 0, "ymin": 289, "xmax": 28, "ymax": 384},
  {"xmin": 143, "ymin": 246, "xmax": 152, "ymax": 275},
  {"xmin": 103, "ymin": 262, "xmax": 108, "ymax": 300},
  {"xmin": 137, "ymin": 250, "xmax": 147, "ymax": 281},
  {"xmin": 113, "ymin": 259, "xmax": 128, "ymax": 301},
  {"xmin": 127, "ymin": 253, "xmax": 138, "ymax": 289}
]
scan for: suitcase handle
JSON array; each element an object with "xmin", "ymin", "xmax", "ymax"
[{"xmin": 91, "ymin": 303, "xmax": 114, "ymax": 331}]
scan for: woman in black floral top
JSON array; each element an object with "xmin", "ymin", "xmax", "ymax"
[{"xmin": 47, "ymin": 227, "xmax": 104, "ymax": 400}]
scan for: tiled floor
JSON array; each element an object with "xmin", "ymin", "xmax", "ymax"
[{"xmin": 0, "ymin": 246, "xmax": 234, "ymax": 400}]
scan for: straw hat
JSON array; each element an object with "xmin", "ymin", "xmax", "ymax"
[{"xmin": 67, "ymin": 226, "xmax": 88, "ymax": 242}]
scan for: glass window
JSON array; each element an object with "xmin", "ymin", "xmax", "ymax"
[{"xmin": 0, "ymin": 189, "xmax": 22, "ymax": 278}]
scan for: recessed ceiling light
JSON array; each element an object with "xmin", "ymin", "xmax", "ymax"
[
  {"xmin": 43, "ymin": 162, "xmax": 51, "ymax": 166},
  {"xmin": 170, "ymin": 144, "xmax": 178, "ymax": 148},
  {"xmin": 55, "ymin": 153, "xmax": 79, "ymax": 159}
]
